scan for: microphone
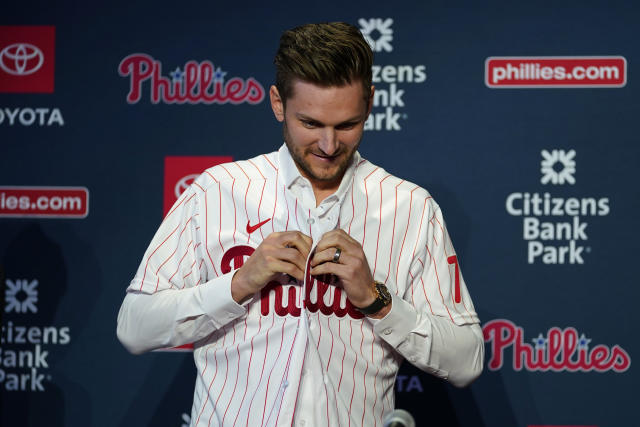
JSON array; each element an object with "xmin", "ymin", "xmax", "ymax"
[{"xmin": 383, "ymin": 409, "xmax": 416, "ymax": 427}]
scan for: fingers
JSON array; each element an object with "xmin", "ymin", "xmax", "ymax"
[
  {"xmin": 281, "ymin": 231, "xmax": 313, "ymax": 259},
  {"xmin": 313, "ymin": 229, "xmax": 358, "ymax": 254},
  {"xmin": 268, "ymin": 256, "xmax": 306, "ymax": 282},
  {"xmin": 310, "ymin": 247, "xmax": 342, "ymax": 267}
]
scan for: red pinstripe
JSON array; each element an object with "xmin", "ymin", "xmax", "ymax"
[
  {"xmin": 245, "ymin": 315, "xmax": 274, "ymax": 427},
  {"xmin": 198, "ymin": 258, "xmax": 205, "ymax": 280},
  {"xmin": 359, "ymin": 322, "xmax": 369, "ymax": 427},
  {"xmin": 182, "ymin": 259, "xmax": 197, "ymax": 288},
  {"xmin": 220, "ymin": 164, "xmax": 234, "ymax": 179},
  {"xmin": 208, "ymin": 345, "xmax": 230, "ymax": 427},
  {"xmin": 271, "ymin": 169, "xmax": 279, "ymax": 233},
  {"xmin": 218, "ymin": 182, "xmax": 225, "ymax": 253},
  {"xmin": 337, "ymin": 319, "xmax": 346, "ymax": 392},
  {"xmin": 347, "ymin": 175, "xmax": 356, "ymax": 235},
  {"xmin": 369, "ymin": 328, "xmax": 379, "ymax": 427},
  {"xmin": 294, "ymin": 199, "xmax": 301, "ymax": 231},
  {"xmin": 372, "ymin": 174, "xmax": 391, "ymax": 276},
  {"xmin": 248, "ymin": 159, "xmax": 268, "ymax": 240},
  {"xmin": 361, "ymin": 167, "xmax": 380, "ymax": 247},
  {"xmin": 139, "ymin": 222, "xmax": 180, "ymax": 291},
  {"xmin": 204, "ymin": 190, "xmax": 220, "ymax": 277},
  {"xmin": 193, "ymin": 182, "xmax": 205, "ymax": 192},
  {"xmin": 243, "ymin": 180, "xmax": 251, "ymax": 245},
  {"xmin": 315, "ymin": 312, "xmax": 322, "ymax": 349},
  {"xmin": 257, "ymin": 180, "xmax": 267, "ymax": 240},
  {"xmin": 346, "ymin": 160, "xmax": 362, "ymax": 235},
  {"xmin": 347, "ymin": 321, "xmax": 357, "ymax": 427},
  {"xmin": 410, "ymin": 199, "xmax": 429, "ymax": 260},
  {"xmin": 196, "ymin": 327, "xmax": 227, "ymax": 425},
  {"xmin": 167, "ymin": 241, "xmax": 194, "ymax": 287},
  {"xmin": 262, "ymin": 153, "xmax": 277, "ymax": 170},
  {"xmin": 325, "ymin": 315, "xmax": 334, "ymax": 371},
  {"xmin": 255, "ymin": 313, "xmax": 277, "ymax": 427},
  {"xmin": 233, "ymin": 316, "xmax": 263, "ymax": 427},
  {"xmin": 235, "ymin": 162, "xmax": 250, "ymax": 180},
  {"xmin": 222, "ymin": 324, "xmax": 241, "ymax": 425},
  {"xmin": 273, "ymin": 317, "xmax": 302, "ymax": 426},
  {"xmin": 261, "ymin": 318, "xmax": 287, "ymax": 426},
  {"xmin": 153, "ymin": 245, "xmax": 179, "ymax": 292},
  {"xmin": 220, "ymin": 165, "xmax": 238, "ymax": 244},
  {"xmin": 384, "ymin": 180, "xmax": 404, "ymax": 284},
  {"xmin": 147, "ymin": 214, "xmax": 196, "ymax": 291},
  {"xmin": 283, "ymin": 184, "xmax": 290, "ymax": 231},
  {"xmin": 424, "ymin": 245, "xmax": 455, "ymax": 322},
  {"xmin": 166, "ymin": 192, "xmax": 196, "ymax": 219}
]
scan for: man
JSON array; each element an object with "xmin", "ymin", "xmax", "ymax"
[{"xmin": 117, "ymin": 22, "xmax": 483, "ymax": 426}]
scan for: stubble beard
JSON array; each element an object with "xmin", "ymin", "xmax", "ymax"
[{"xmin": 283, "ymin": 121, "xmax": 360, "ymax": 187}]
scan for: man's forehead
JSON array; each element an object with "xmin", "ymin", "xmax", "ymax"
[{"xmin": 285, "ymin": 78, "xmax": 366, "ymax": 101}]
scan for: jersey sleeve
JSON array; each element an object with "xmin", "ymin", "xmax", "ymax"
[
  {"xmin": 370, "ymin": 200, "xmax": 484, "ymax": 387},
  {"xmin": 117, "ymin": 181, "xmax": 247, "ymax": 354}
]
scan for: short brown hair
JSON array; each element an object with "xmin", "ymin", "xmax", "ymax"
[{"xmin": 274, "ymin": 22, "xmax": 373, "ymax": 104}]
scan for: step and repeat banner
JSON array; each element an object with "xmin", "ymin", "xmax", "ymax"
[{"xmin": 1, "ymin": 2, "xmax": 638, "ymax": 426}]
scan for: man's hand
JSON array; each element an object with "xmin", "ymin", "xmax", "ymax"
[
  {"xmin": 231, "ymin": 231, "xmax": 313, "ymax": 303},
  {"xmin": 310, "ymin": 229, "xmax": 380, "ymax": 311}
]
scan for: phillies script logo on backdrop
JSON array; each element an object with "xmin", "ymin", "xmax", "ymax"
[
  {"xmin": 164, "ymin": 156, "xmax": 233, "ymax": 216},
  {"xmin": 223, "ymin": 245, "xmax": 364, "ymax": 319},
  {"xmin": 119, "ymin": 53, "xmax": 265, "ymax": 104},
  {"xmin": 483, "ymin": 319, "xmax": 630, "ymax": 372},
  {"xmin": 0, "ymin": 26, "xmax": 55, "ymax": 93}
]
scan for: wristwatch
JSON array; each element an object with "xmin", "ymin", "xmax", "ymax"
[{"xmin": 356, "ymin": 282, "xmax": 392, "ymax": 315}]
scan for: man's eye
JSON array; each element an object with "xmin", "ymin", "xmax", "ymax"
[
  {"xmin": 337, "ymin": 123, "xmax": 357, "ymax": 130},
  {"xmin": 302, "ymin": 120, "xmax": 317, "ymax": 128}
]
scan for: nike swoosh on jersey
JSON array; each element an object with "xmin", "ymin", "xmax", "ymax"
[{"xmin": 246, "ymin": 218, "xmax": 271, "ymax": 234}]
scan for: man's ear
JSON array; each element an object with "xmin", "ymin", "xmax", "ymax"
[{"xmin": 270, "ymin": 85, "xmax": 285, "ymax": 122}]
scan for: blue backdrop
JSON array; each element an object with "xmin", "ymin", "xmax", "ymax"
[{"xmin": 1, "ymin": 1, "xmax": 638, "ymax": 426}]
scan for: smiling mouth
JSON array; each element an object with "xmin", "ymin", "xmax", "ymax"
[{"xmin": 312, "ymin": 152, "xmax": 340, "ymax": 160}]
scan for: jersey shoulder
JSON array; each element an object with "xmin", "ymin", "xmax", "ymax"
[
  {"xmin": 191, "ymin": 151, "xmax": 279, "ymax": 193},
  {"xmin": 352, "ymin": 157, "xmax": 439, "ymax": 212}
]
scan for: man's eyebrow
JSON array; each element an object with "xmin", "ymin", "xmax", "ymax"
[{"xmin": 295, "ymin": 113, "xmax": 364, "ymax": 126}]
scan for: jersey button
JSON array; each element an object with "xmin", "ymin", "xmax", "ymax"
[
  {"xmin": 383, "ymin": 328, "xmax": 393, "ymax": 335},
  {"xmin": 307, "ymin": 218, "xmax": 315, "ymax": 225}
]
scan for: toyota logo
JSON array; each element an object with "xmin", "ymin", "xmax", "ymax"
[
  {"xmin": 0, "ymin": 43, "xmax": 44, "ymax": 76},
  {"xmin": 175, "ymin": 174, "xmax": 199, "ymax": 198}
]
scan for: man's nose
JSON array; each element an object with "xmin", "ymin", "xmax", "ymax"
[{"xmin": 318, "ymin": 128, "xmax": 338, "ymax": 155}]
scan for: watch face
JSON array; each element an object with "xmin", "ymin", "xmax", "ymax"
[{"xmin": 376, "ymin": 283, "xmax": 392, "ymax": 303}]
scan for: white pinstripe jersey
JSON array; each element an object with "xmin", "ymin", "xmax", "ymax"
[{"xmin": 122, "ymin": 144, "xmax": 481, "ymax": 427}]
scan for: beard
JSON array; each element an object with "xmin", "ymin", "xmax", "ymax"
[{"xmin": 283, "ymin": 121, "xmax": 360, "ymax": 188}]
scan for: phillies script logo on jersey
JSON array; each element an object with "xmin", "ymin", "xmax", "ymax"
[
  {"xmin": 483, "ymin": 319, "xmax": 631, "ymax": 373},
  {"xmin": 222, "ymin": 245, "xmax": 365, "ymax": 319},
  {"xmin": 0, "ymin": 26, "xmax": 55, "ymax": 93},
  {"xmin": 164, "ymin": 156, "xmax": 233, "ymax": 216},
  {"xmin": 119, "ymin": 53, "xmax": 265, "ymax": 105}
]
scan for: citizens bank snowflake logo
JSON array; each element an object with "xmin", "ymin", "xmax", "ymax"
[
  {"xmin": 359, "ymin": 18, "xmax": 394, "ymax": 52},
  {"xmin": 540, "ymin": 149, "xmax": 576, "ymax": 185},
  {"xmin": 4, "ymin": 279, "xmax": 38, "ymax": 313}
]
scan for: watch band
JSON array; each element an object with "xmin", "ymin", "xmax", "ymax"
[{"xmin": 357, "ymin": 282, "xmax": 392, "ymax": 315}]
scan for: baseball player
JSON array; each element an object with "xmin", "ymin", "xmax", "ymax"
[{"xmin": 117, "ymin": 22, "xmax": 483, "ymax": 427}]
